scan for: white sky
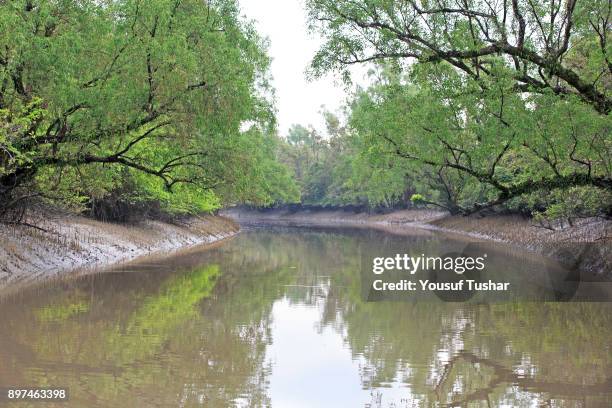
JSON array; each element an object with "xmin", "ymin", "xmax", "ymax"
[{"xmin": 240, "ymin": 0, "xmax": 368, "ymax": 137}]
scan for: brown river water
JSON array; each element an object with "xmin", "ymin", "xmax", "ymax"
[{"xmin": 0, "ymin": 226, "xmax": 611, "ymax": 407}]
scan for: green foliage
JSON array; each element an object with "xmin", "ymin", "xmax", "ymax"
[
  {"xmin": 410, "ymin": 194, "xmax": 424, "ymax": 205},
  {"xmin": 0, "ymin": 0, "xmax": 298, "ymax": 218},
  {"xmin": 299, "ymin": 0, "xmax": 611, "ymax": 217},
  {"xmin": 278, "ymin": 109, "xmax": 426, "ymax": 209},
  {"xmin": 306, "ymin": 0, "xmax": 611, "ymax": 112},
  {"xmin": 525, "ymin": 186, "xmax": 612, "ymax": 225},
  {"xmin": 343, "ymin": 64, "xmax": 611, "ymax": 215},
  {"xmin": 0, "ymin": 98, "xmax": 46, "ymax": 175}
]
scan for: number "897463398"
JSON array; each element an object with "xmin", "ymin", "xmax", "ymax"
[{"xmin": 1, "ymin": 388, "xmax": 68, "ymax": 401}]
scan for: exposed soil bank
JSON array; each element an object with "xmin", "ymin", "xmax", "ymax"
[
  {"xmin": 0, "ymin": 213, "xmax": 239, "ymax": 288},
  {"xmin": 223, "ymin": 208, "xmax": 611, "ymax": 275}
]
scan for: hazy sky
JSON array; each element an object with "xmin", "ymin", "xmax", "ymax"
[{"xmin": 240, "ymin": 0, "xmax": 367, "ymax": 137}]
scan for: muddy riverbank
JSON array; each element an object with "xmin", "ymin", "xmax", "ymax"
[
  {"xmin": 0, "ymin": 212, "xmax": 238, "ymax": 288},
  {"xmin": 223, "ymin": 208, "xmax": 612, "ymax": 275}
]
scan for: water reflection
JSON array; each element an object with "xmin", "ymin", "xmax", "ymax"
[{"xmin": 0, "ymin": 226, "xmax": 610, "ymax": 407}]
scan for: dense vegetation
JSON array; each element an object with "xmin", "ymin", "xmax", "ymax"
[
  {"xmin": 0, "ymin": 0, "xmax": 298, "ymax": 222},
  {"xmin": 1, "ymin": 0, "xmax": 610, "ymax": 226},
  {"xmin": 279, "ymin": 0, "xmax": 611, "ymax": 223}
]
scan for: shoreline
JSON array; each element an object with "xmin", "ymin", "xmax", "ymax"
[
  {"xmin": 2, "ymin": 206, "xmax": 609, "ymax": 290},
  {"xmin": 222, "ymin": 208, "xmax": 612, "ymax": 275},
  {"xmin": 0, "ymin": 213, "xmax": 239, "ymax": 290}
]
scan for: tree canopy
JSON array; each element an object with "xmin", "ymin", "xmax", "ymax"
[
  {"xmin": 1, "ymin": 0, "xmax": 610, "ymax": 223},
  {"xmin": 0, "ymin": 0, "xmax": 298, "ymax": 221},
  {"xmin": 286, "ymin": 0, "xmax": 611, "ymax": 217},
  {"xmin": 307, "ymin": 0, "xmax": 611, "ymax": 113}
]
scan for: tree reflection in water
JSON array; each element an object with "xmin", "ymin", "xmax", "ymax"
[{"xmin": 0, "ymin": 227, "xmax": 610, "ymax": 407}]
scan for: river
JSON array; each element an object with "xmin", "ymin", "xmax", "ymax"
[{"xmin": 0, "ymin": 226, "xmax": 611, "ymax": 407}]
